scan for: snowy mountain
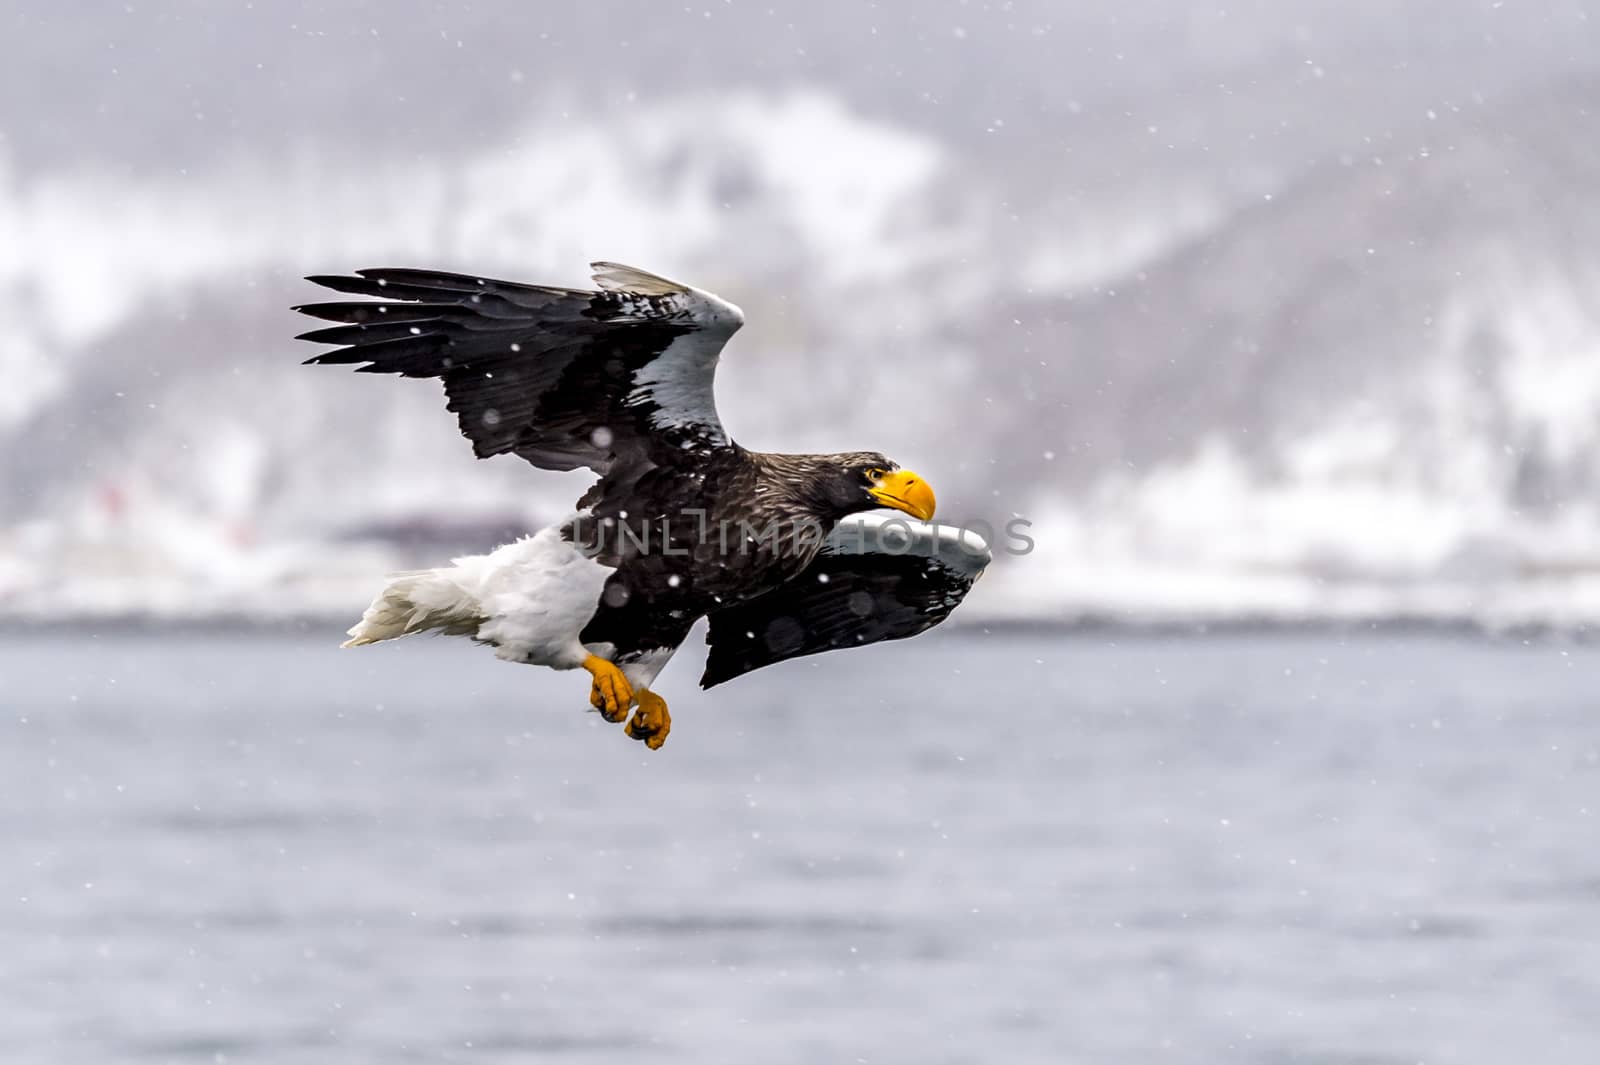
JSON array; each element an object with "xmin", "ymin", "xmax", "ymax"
[{"xmin": 976, "ymin": 81, "xmax": 1600, "ymax": 623}]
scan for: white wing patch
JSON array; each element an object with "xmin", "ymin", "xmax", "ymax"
[
  {"xmin": 589, "ymin": 261, "xmax": 745, "ymax": 440},
  {"xmin": 629, "ymin": 331, "xmax": 732, "ymax": 440},
  {"xmin": 823, "ymin": 513, "xmax": 993, "ymax": 579},
  {"xmin": 591, "ymin": 262, "xmax": 689, "ymax": 296}
]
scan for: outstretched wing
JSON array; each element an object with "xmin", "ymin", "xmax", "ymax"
[
  {"xmin": 294, "ymin": 262, "xmax": 743, "ymax": 475},
  {"xmin": 700, "ymin": 514, "xmax": 992, "ymax": 688}
]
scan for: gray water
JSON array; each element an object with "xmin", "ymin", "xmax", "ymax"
[{"xmin": 2, "ymin": 630, "xmax": 1597, "ymax": 1065}]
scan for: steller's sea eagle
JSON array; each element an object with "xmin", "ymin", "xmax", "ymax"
[{"xmin": 294, "ymin": 262, "xmax": 989, "ymax": 748}]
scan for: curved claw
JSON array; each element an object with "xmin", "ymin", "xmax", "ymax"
[
  {"xmin": 625, "ymin": 690, "xmax": 672, "ymax": 750},
  {"xmin": 582, "ymin": 655, "xmax": 634, "ymax": 722}
]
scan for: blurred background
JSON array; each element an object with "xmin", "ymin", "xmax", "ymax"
[
  {"xmin": 5, "ymin": 0, "xmax": 1600, "ymax": 624},
  {"xmin": 4, "ymin": 4, "xmax": 1600, "ymax": 1065}
]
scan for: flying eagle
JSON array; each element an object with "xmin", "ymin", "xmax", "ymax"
[{"xmin": 295, "ymin": 262, "xmax": 989, "ymax": 748}]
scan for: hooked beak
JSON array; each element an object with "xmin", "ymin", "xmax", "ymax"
[{"xmin": 868, "ymin": 469, "xmax": 936, "ymax": 521}]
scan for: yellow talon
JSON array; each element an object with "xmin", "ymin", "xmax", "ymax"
[
  {"xmin": 582, "ymin": 654, "xmax": 634, "ymax": 722},
  {"xmin": 625, "ymin": 690, "xmax": 672, "ymax": 750}
]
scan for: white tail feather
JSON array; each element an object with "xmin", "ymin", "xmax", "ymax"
[{"xmin": 342, "ymin": 568, "xmax": 486, "ymax": 648}]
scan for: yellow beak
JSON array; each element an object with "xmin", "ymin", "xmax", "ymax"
[{"xmin": 868, "ymin": 469, "xmax": 936, "ymax": 521}]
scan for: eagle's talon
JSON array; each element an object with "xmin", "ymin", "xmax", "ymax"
[
  {"xmin": 583, "ymin": 655, "xmax": 634, "ymax": 722},
  {"xmin": 591, "ymin": 683, "xmax": 627, "ymax": 721},
  {"xmin": 626, "ymin": 690, "xmax": 672, "ymax": 750}
]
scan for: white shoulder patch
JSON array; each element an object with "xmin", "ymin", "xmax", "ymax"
[
  {"xmin": 629, "ymin": 331, "xmax": 731, "ymax": 441},
  {"xmin": 591, "ymin": 261, "xmax": 743, "ymax": 439}
]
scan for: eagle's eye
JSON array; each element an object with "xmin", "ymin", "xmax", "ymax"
[{"xmin": 863, "ymin": 467, "xmax": 886, "ymax": 482}]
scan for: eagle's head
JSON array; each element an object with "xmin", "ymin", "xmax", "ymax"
[{"xmin": 809, "ymin": 451, "xmax": 937, "ymax": 522}]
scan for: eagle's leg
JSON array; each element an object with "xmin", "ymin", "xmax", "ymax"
[
  {"xmin": 625, "ymin": 690, "xmax": 672, "ymax": 750},
  {"xmin": 583, "ymin": 655, "xmax": 634, "ymax": 722}
]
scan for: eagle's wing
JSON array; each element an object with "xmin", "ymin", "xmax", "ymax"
[
  {"xmin": 294, "ymin": 262, "xmax": 742, "ymax": 475},
  {"xmin": 700, "ymin": 514, "xmax": 991, "ymax": 688}
]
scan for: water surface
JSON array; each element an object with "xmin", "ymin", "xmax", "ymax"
[{"xmin": 2, "ymin": 630, "xmax": 1597, "ymax": 1064}]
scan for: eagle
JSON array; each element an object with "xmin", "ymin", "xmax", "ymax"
[{"xmin": 295, "ymin": 262, "xmax": 989, "ymax": 748}]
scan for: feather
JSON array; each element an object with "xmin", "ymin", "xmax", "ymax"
[
  {"xmin": 294, "ymin": 262, "xmax": 741, "ymax": 476},
  {"xmin": 701, "ymin": 515, "xmax": 991, "ymax": 688}
]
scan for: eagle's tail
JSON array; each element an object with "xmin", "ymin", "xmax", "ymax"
[{"xmin": 342, "ymin": 568, "xmax": 486, "ymax": 647}]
